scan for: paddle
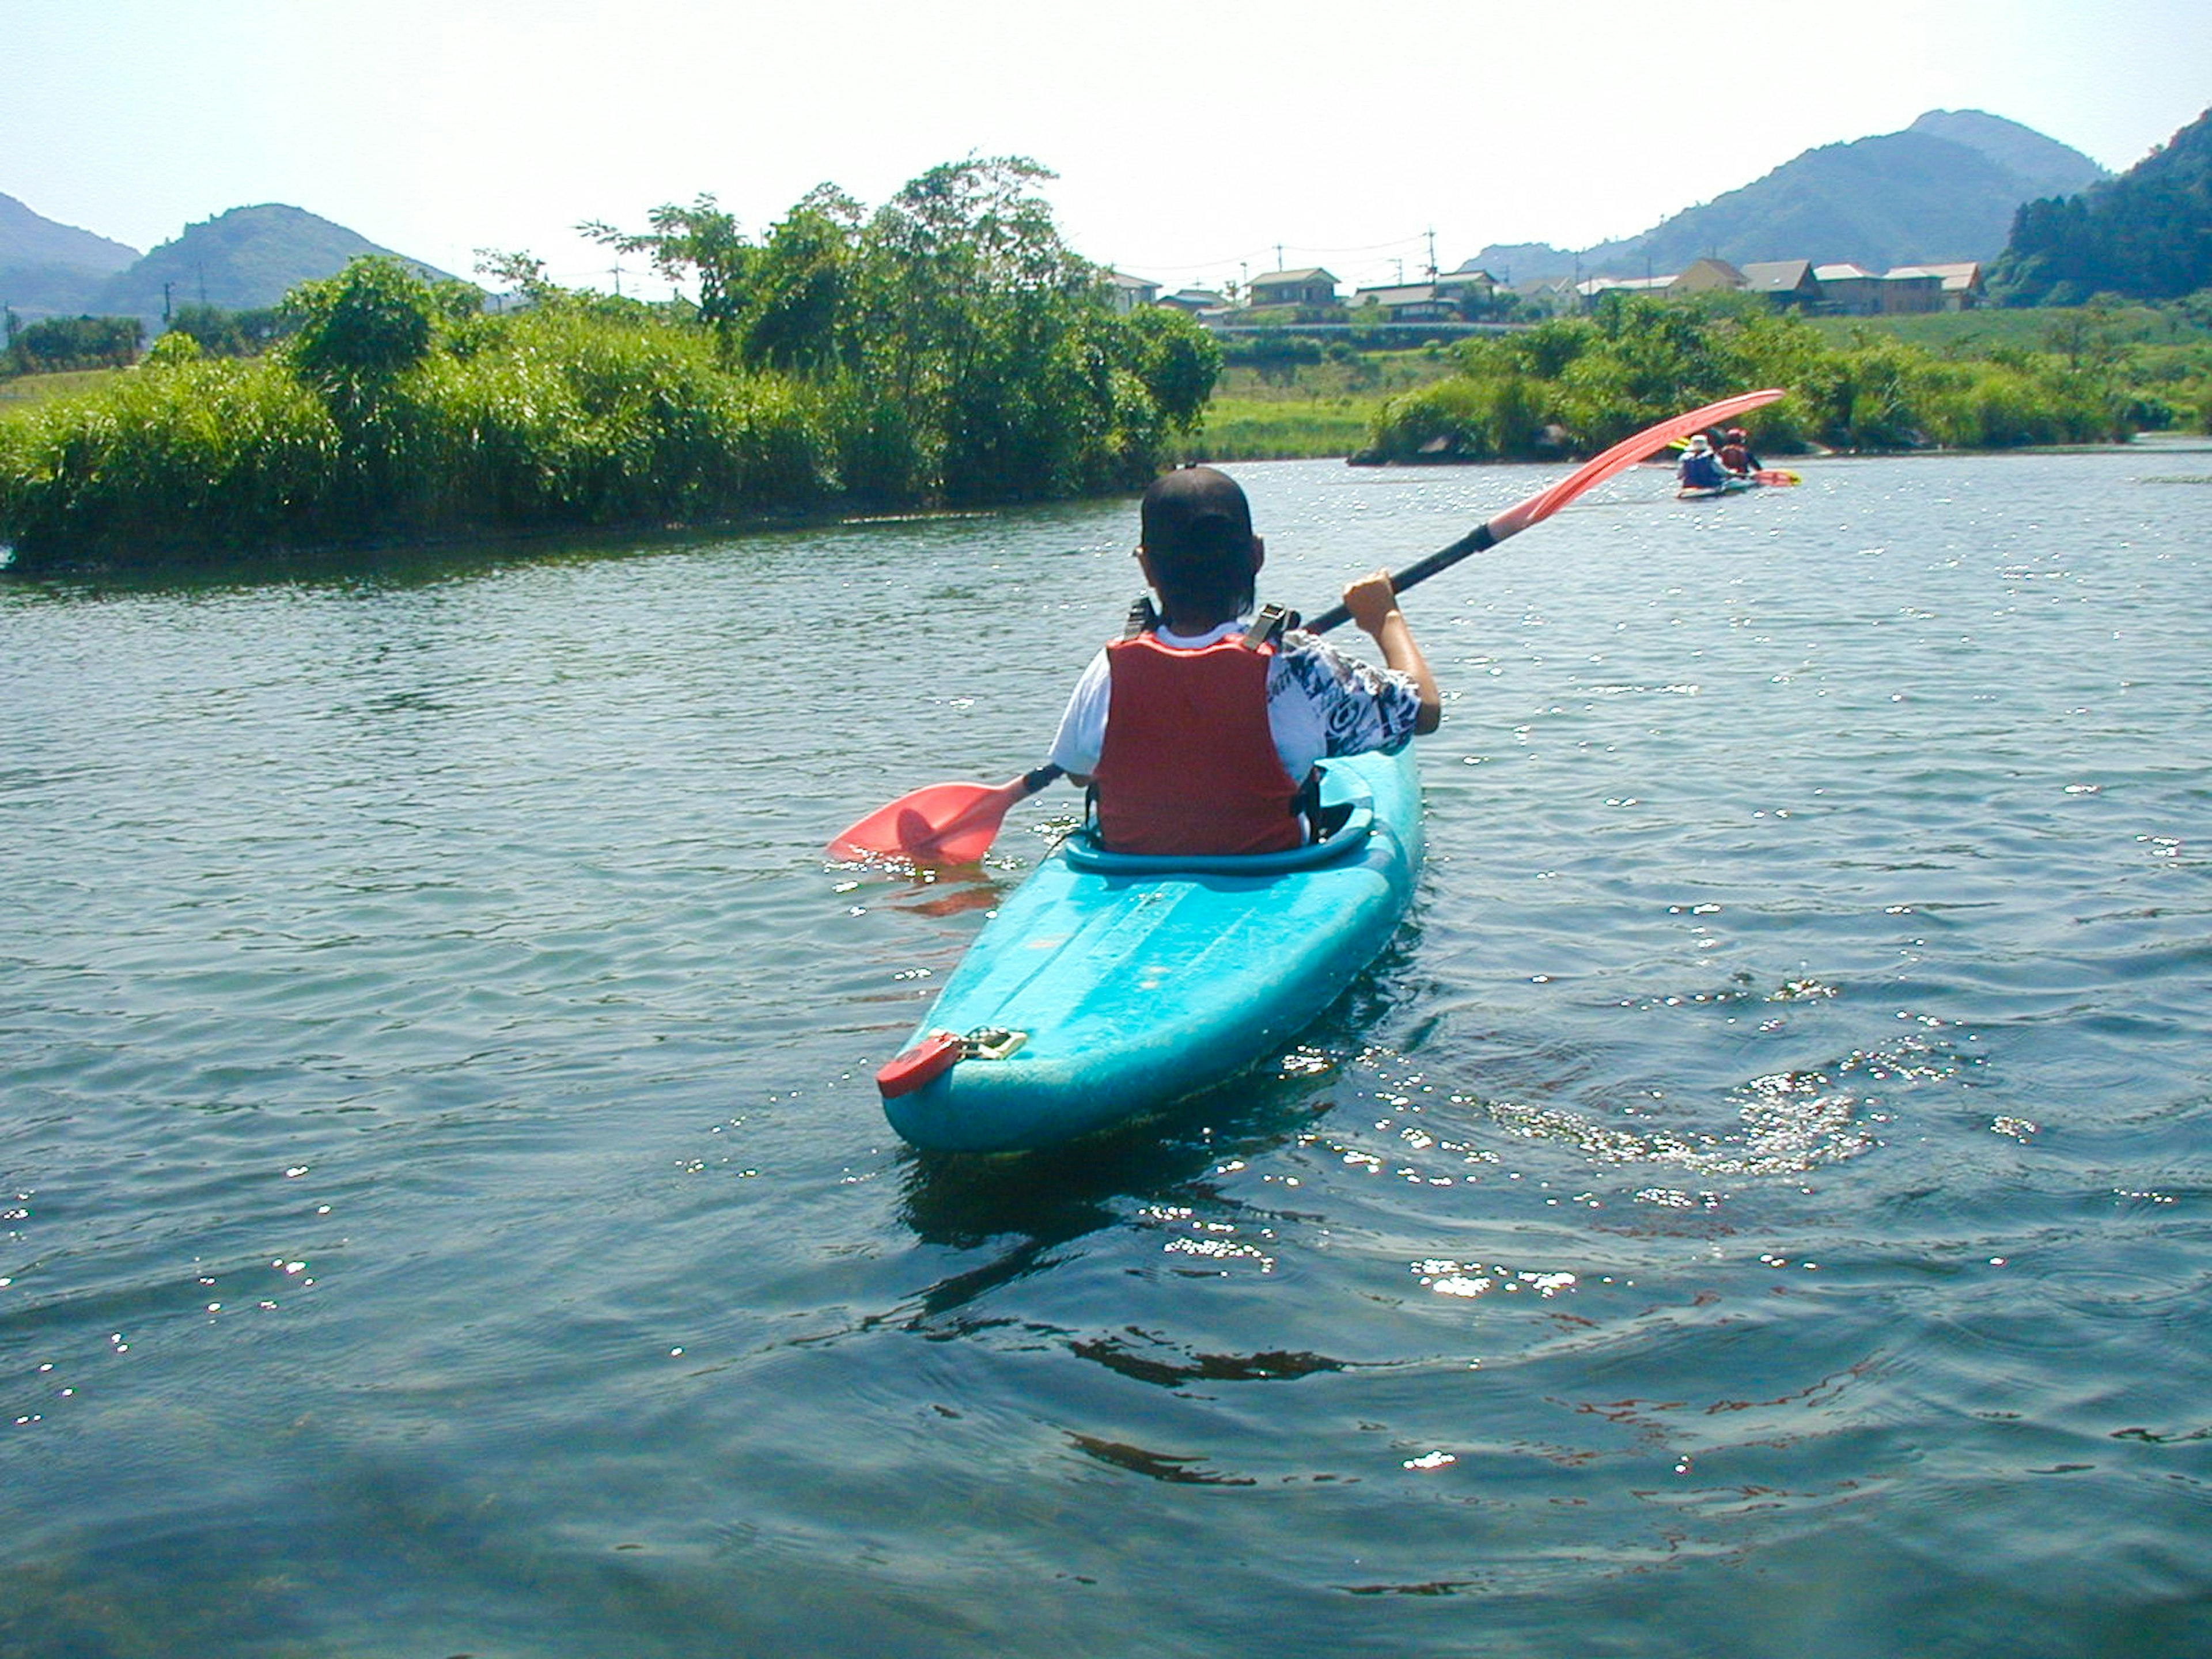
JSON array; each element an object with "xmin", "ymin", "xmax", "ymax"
[{"xmin": 827, "ymin": 387, "xmax": 1787, "ymax": 863}]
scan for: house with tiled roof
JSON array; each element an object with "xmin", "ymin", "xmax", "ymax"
[
  {"xmin": 1353, "ymin": 282, "xmax": 1461, "ymax": 322},
  {"xmin": 1248, "ymin": 267, "xmax": 1340, "ymax": 308},
  {"xmin": 1738, "ymin": 260, "xmax": 1821, "ymax": 306},
  {"xmin": 1671, "ymin": 257, "xmax": 1747, "ymax": 294},
  {"xmin": 1104, "ymin": 272, "xmax": 1160, "ymax": 312},
  {"xmin": 1886, "ymin": 262, "xmax": 1986, "ymax": 310}
]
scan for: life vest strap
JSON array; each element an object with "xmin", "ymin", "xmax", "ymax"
[{"xmin": 1240, "ymin": 604, "xmax": 1290, "ymax": 650}]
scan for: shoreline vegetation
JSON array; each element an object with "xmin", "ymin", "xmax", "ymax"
[
  {"xmin": 3, "ymin": 165, "xmax": 2209, "ymax": 572},
  {"xmin": 1210, "ymin": 297, "xmax": 2210, "ymax": 464},
  {"xmin": 0, "ymin": 159, "xmax": 1219, "ymax": 571}
]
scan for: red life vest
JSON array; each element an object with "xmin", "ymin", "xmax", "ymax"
[{"xmin": 1092, "ymin": 631, "xmax": 1304, "ymax": 855}]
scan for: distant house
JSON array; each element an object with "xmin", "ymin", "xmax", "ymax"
[
  {"xmin": 1351, "ymin": 282, "xmax": 1460, "ymax": 323},
  {"xmin": 1563, "ymin": 255, "xmax": 1967, "ymax": 316},
  {"xmin": 1433, "ymin": 268, "xmax": 1498, "ymax": 308},
  {"xmin": 1352, "ymin": 266, "xmax": 1502, "ymax": 321},
  {"xmin": 1104, "ymin": 271, "xmax": 1160, "ymax": 313},
  {"xmin": 1248, "ymin": 267, "xmax": 1339, "ymax": 308},
  {"xmin": 1738, "ymin": 259, "xmax": 1821, "ymax": 307},
  {"xmin": 1157, "ymin": 287, "xmax": 1228, "ymax": 315},
  {"xmin": 1811, "ymin": 264, "xmax": 1881, "ymax": 313},
  {"xmin": 1816, "ymin": 263, "xmax": 1945, "ymax": 315},
  {"xmin": 1576, "ymin": 273, "xmax": 1675, "ymax": 300},
  {"xmin": 1887, "ymin": 262, "xmax": 1985, "ymax": 310},
  {"xmin": 1671, "ymin": 257, "xmax": 1747, "ymax": 294}
]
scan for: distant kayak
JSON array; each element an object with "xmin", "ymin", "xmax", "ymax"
[
  {"xmin": 876, "ymin": 745, "xmax": 1424, "ymax": 1153},
  {"xmin": 1678, "ymin": 468, "xmax": 1799, "ymax": 500}
]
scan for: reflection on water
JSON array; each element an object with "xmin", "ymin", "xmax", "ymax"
[{"xmin": 4, "ymin": 447, "xmax": 2211, "ymax": 1657}]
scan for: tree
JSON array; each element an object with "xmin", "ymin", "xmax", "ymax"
[
  {"xmin": 737, "ymin": 188, "xmax": 862, "ymax": 372},
  {"xmin": 1990, "ymin": 107, "xmax": 2212, "ymax": 304},
  {"xmin": 1115, "ymin": 305, "xmax": 1218, "ymax": 433},
  {"xmin": 854, "ymin": 156, "xmax": 1109, "ymax": 500},
  {"xmin": 285, "ymin": 256, "xmax": 449, "ymax": 392},
  {"xmin": 583, "ymin": 194, "xmax": 752, "ymax": 339},
  {"xmin": 3, "ymin": 314, "xmax": 143, "ymax": 374}
]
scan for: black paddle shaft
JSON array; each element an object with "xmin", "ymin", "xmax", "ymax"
[{"xmin": 1296, "ymin": 520, "xmax": 1499, "ymax": 635}]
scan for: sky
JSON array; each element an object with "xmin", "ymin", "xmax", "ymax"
[{"xmin": 5, "ymin": 0, "xmax": 2207, "ymax": 300}]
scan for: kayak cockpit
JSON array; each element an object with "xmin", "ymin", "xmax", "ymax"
[{"xmin": 1060, "ymin": 764, "xmax": 1376, "ymax": 876}]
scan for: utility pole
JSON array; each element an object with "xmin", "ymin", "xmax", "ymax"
[
  {"xmin": 1426, "ymin": 227, "xmax": 1438, "ymax": 281},
  {"xmin": 162, "ymin": 281, "xmax": 174, "ymax": 323}
]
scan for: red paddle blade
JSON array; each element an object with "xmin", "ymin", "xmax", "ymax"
[
  {"xmin": 1488, "ymin": 388, "xmax": 1787, "ymax": 543},
  {"xmin": 827, "ymin": 777, "xmax": 1027, "ymax": 863}
]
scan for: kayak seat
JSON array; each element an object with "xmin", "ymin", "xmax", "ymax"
[{"xmin": 1063, "ymin": 786, "xmax": 1376, "ymax": 876}]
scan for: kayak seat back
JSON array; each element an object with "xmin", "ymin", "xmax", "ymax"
[{"xmin": 1062, "ymin": 779, "xmax": 1375, "ymax": 876}]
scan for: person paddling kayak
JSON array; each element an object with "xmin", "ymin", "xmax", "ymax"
[
  {"xmin": 1048, "ymin": 465, "xmax": 1441, "ymax": 857},
  {"xmin": 1717, "ymin": 426, "xmax": 1763, "ymax": 476},
  {"xmin": 1679, "ymin": 432, "xmax": 1730, "ymax": 491}
]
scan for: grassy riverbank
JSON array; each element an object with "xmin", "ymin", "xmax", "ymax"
[
  {"xmin": 1194, "ymin": 354, "xmax": 1457, "ymax": 460},
  {"xmin": 0, "ymin": 369, "xmax": 122, "ymax": 422},
  {"xmin": 1196, "ymin": 300, "xmax": 2212, "ymax": 463},
  {"xmin": 1358, "ymin": 295, "xmax": 2212, "ymax": 463},
  {"xmin": 0, "ymin": 161, "xmax": 1223, "ymax": 567},
  {"xmin": 10, "ymin": 286, "xmax": 2207, "ymax": 562}
]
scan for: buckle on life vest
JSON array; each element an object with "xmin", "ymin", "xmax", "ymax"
[
  {"xmin": 1240, "ymin": 604, "xmax": 1289, "ymax": 649},
  {"xmin": 876, "ymin": 1027, "xmax": 1028, "ymax": 1099}
]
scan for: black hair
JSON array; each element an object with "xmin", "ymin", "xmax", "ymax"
[{"xmin": 1140, "ymin": 466, "xmax": 1257, "ymax": 616}]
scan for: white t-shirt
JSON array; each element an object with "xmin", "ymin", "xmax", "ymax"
[{"xmin": 1048, "ymin": 619, "xmax": 1425, "ymax": 782}]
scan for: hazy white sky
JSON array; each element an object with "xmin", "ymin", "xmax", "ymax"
[{"xmin": 6, "ymin": 0, "xmax": 2206, "ymax": 296}]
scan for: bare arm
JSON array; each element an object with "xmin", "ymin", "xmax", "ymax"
[{"xmin": 1341, "ymin": 570, "xmax": 1441, "ymax": 734}]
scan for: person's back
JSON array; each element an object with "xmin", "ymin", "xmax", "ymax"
[
  {"xmin": 1050, "ymin": 466, "xmax": 1440, "ymax": 857},
  {"xmin": 1093, "ymin": 616, "xmax": 1304, "ymax": 855},
  {"xmin": 1680, "ymin": 436, "xmax": 1728, "ymax": 489},
  {"xmin": 1718, "ymin": 426, "xmax": 1759, "ymax": 475}
]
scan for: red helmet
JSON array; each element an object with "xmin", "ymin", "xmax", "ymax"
[{"xmin": 1726, "ymin": 427, "xmax": 1748, "ymax": 440}]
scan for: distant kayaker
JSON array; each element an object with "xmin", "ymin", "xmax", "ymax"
[
  {"xmin": 1679, "ymin": 434, "xmax": 1730, "ymax": 491},
  {"xmin": 1048, "ymin": 465, "xmax": 1442, "ymax": 857},
  {"xmin": 1717, "ymin": 426, "xmax": 1762, "ymax": 476}
]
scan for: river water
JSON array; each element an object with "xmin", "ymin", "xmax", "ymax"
[{"xmin": 4, "ymin": 445, "xmax": 2209, "ymax": 1657}]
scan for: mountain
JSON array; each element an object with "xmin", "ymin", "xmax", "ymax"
[
  {"xmin": 1989, "ymin": 105, "xmax": 2212, "ymax": 303},
  {"xmin": 1, "ymin": 192, "xmax": 142, "ymax": 319},
  {"xmin": 1906, "ymin": 109, "xmax": 2109, "ymax": 198},
  {"xmin": 84, "ymin": 203, "xmax": 462, "ymax": 325},
  {"xmin": 1470, "ymin": 111, "xmax": 2107, "ymax": 285},
  {"xmin": 0, "ymin": 191, "xmax": 139, "ymax": 272}
]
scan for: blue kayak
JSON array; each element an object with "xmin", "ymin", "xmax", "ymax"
[
  {"xmin": 1677, "ymin": 474, "xmax": 1763, "ymax": 500},
  {"xmin": 877, "ymin": 744, "xmax": 1425, "ymax": 1153}
]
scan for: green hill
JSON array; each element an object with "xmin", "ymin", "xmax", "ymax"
[
  {"xmin": 1990, "ymin": 106, "xmax": 2212, "ymax": 303},
  {"xmin": 1907, "ymin": 108, "xmax": 2111, "ymax": 198},
  {"xmin": 86, "ymin": 203, "xmax": 463, "ymax": 325},
  {"xmin": 1, "ymin": 192, "xmax": 141, "ymax": 320},
  {"xmin": 1471, "ymin": 110, "xmax": 2105, "ymax": 283}
]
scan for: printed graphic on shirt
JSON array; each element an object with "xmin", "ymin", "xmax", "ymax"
[{"xmin": 1269, "ymin": 631, "xmax": 1423, "ymax": 758}]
